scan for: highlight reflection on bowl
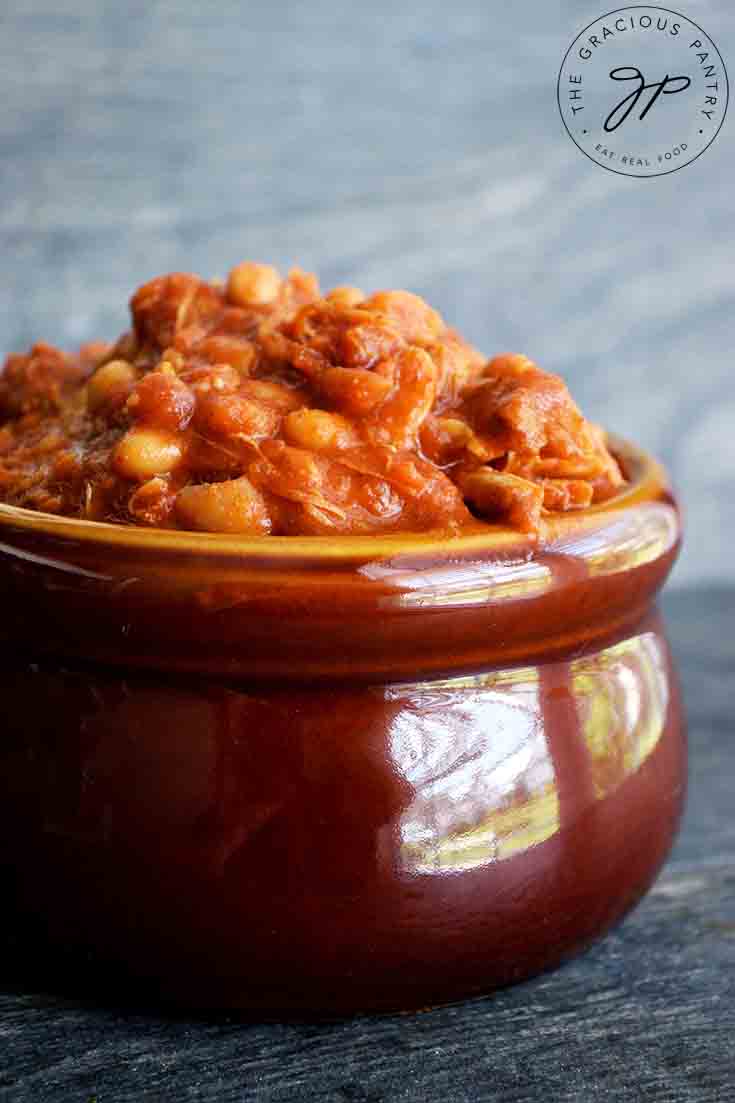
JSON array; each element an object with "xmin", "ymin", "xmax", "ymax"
[{"xmin": 0, "ymin": 612, "xmax": 683, "ymax": 1013}]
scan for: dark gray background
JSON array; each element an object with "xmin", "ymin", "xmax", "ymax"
[{"xmin": 0, "ymin": 0, "xmax": 732, "ymax": 577}]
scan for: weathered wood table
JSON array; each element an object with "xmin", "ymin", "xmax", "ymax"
[{"xmin": 0, "ymin": 586, "xmax": 732, "ymax": 1102}]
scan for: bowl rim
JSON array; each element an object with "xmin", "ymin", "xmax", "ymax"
[{"xmin": 0, "ymin": 435, "xmax": 668, "ymax": 562}]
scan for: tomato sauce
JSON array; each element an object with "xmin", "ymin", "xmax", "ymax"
[{"xmin": 0, "ymin": 263, "xmax": 624, "ymax": 535}]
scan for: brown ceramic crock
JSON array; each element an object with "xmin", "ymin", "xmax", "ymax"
[{"xmin": 0, "ymin": 438, "xmax": 685, "ymax": 1014}]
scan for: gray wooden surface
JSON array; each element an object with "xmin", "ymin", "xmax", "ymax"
[
  {"xmin": 1, "ymin": 586, "xmax": 733, "ymax": 1103},
  {"xmin": 1, "ymin": 0, "xmax": 733, "ymax": 586}
]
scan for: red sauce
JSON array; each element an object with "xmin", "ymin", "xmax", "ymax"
[{"xmin": 0, "ymin": 263, "xmax": 624, "ymax": 535}]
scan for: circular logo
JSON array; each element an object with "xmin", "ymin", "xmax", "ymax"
[{"xmin": 557, "ymin": 6, "xmax": 729, "ymax": 177}]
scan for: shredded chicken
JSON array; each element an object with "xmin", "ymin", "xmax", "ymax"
[{"xmin": 0, "ymin": 262, "xmax": 624, "ymax": 535}]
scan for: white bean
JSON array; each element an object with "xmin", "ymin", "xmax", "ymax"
[
  {"xmin": 113, "ymin": 428, "xmax": 184, "ymax": 481},
  {"xmin": 175, "ymin": 477, "xmax": 271, "ymax": 534}
]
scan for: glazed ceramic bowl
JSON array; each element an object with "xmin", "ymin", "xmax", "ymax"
[{"xmin": 0, "ymin": 438, "xmax": 685, "ymax": 1014}]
